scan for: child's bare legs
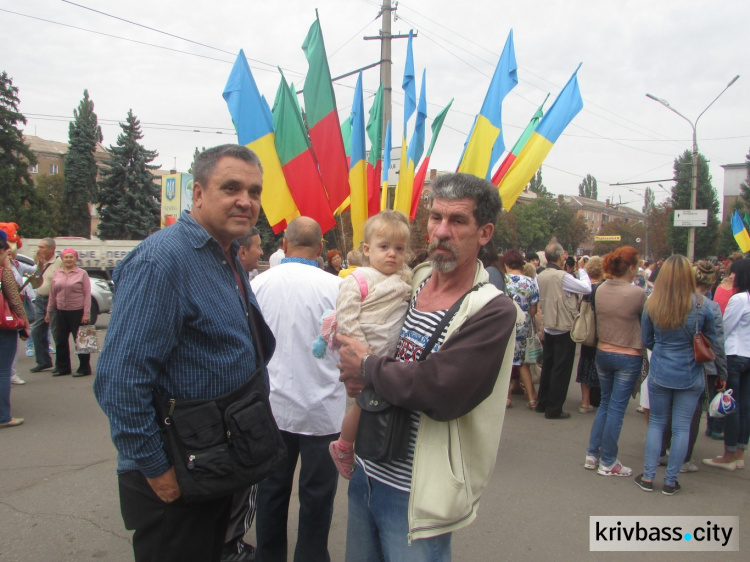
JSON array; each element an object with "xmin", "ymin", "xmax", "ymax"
[
  {"xmin": 340, "ymin": 405, "xmax": 360, "ymax": 443},
  {"xmin": 330, "ymin": 405, "xmax": 360, "ymax": 479}
]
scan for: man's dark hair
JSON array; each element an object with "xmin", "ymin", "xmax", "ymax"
[
  {"xmin": 193, "ymin": 145, "xmax": 263, "ymax": 187},
  {"xmin": 236, "ymin": 227, "xmax": 260, "ymax": 248},
  {"xmin": 428, "ymin": 173, "xmax": 501, "ymax": 227},
  {"xmin": 525, "ymin": 251, "xmax": 539, "ymax": 263},
  {"xmin": 733, "ymin": 258, "xmax": 750, "ymax": 294}
]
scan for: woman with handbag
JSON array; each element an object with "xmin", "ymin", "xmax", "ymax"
[
  {"xmin": 1, "ymin": 238, "xmax": 30, "ymax": 428},
  {"xmin": 703, "ymin": 258, "xmax": 750, "ymax": 471},
  {"xmin": 584, "ymin": 247, "xmax": 646, "ymax": 477},
  {"xmin": 576, "ymin": 256, "xmax": 603, "ymax": 414},
  {"xmin": 635, "ymin": 255, "xmax": 716, "ymax": 495},
  {"xmin": 503, "ymin": 249, "xmax": 540, "ymax": 409},
  {"xmin": 45, "ymin": 248, "xmax": 92, "ymax": 377}
]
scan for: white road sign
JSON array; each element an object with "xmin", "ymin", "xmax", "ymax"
[{"xmin": 674, "ymin": 209, "xmax": 708, "ymax": 227}]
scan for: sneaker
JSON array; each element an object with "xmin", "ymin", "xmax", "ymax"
[
  {"xmin": 49, "ymin": 346, "xmax": 56, "ymax": 354},
  {"xmin": 598, "ymin": 459, "xmax": 633, "ymax": 477},
  {"xmin": 10, "ymin": 374, "xmax": 25, "ymax": 385},
  {"xmin": 584, "ymin": 454, "xmax": 599, "ymax": 470},
  {"xmin": 25, "ymin": 348, "xmax": 34, "ymax": 357},
  {"xmin": 221, "ymin": 541, "xmax": 255, "ymax": 561},
  {"xmin": 579, "ymin": 405, "xmax": 594, "ymax": 413},
  {"xmin": 680, "ymin": 460, "xmax": 698, "ymax": 473},
  {"xmin": 329, "ymin": 440, "xmax": 354, "ymax": 479},
  {"xmin": 634, "ymin": 474, "xmax": 653, "ymax": 492},
  {"xmin": 736, "ymin": 459, "xmax": 745, "ymax": 469},
  {"xmin": 662, "ymin": 481, "xmax": 681, "ymax": 496}
]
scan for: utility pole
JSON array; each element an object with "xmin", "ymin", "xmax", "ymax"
[{"xmin": 364, "ymin": 1, "xmax": 414, "ymax": 143}]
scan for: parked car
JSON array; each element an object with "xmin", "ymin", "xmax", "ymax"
[{"xmin": 16, "ymin": 254, "xmax": 113, "ymax": 325}]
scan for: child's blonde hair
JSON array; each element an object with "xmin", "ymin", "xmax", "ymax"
[{"xmin": 363, "ymin": 210, "xmax": 410, "ymax": 246}]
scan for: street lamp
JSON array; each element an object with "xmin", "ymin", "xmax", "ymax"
[{"xmin": 646, "ymin": 74, "xmax": 740, "ymax": 262}]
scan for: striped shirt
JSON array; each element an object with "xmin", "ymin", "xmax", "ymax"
[
  {"xmin": 358, "ymin": 280, "xmax": 448, "ymax": 492},
  {"xmin": 93, "ymin": 211, "xmax": 275, "ymax": 478}
]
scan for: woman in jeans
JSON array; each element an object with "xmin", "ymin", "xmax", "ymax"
[
  {"xmin": 584, "ymin": 247, "xmax": 646, "ymax": 477},
  {"xmin": 703, "ymin": 258, "xmax": 750, "ymax": 471},
  {"xmin": 636, "ymin": 255, "xmax": 716, "ymax": 495}
]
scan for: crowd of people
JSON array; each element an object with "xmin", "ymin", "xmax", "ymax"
[{"xmin": 3, "ymin": 143, "xmax": 749, "ymax": 561}]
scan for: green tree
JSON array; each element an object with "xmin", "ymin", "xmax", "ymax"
[
  {"xmin": 666, "ymin": 150, "xmax": 720, "ymax": 260},
  {"xmin": 578, "ymin": 174, "xmax": 598, "ymax": 200},
  {"xmin": 648, "ymin": 202, "xmax": 673, "ymax": 259},
  {"xmin": 592, "ymin": 220, "xmax": 646, "ymax": 256},
  {"xmin": 643, "ymin": 186, "xmax": 655, "ymax": 214},
  {"xmin": 188, "ymin": 146, "xmax": 206, "ymax": 175},
  {"xmin": 34, "ymin": 174, "xmax": 66, "ymax": 236},
  {"xmin": 740, "ymin": 147, "xmax": 750, "ymax": 213},
  {"xmin": 492, "ymin": 211, "xmax": 519, "ymax": 251},
  {"xmin": 512, "ymin": 197, "xmax": 557, "ymax": 252},
  {"xmin": 97, "ymin": 110, "xmax": 160, "ymax": 240},
  {"xmin": 552, "ymin": 203, "xmax": 589, "ymax": 253},
  {"xmin": 527, "ymin": 168, "xmax": 550, "ymax": 198},
  {"xmin": 63, "ymin": 90, "xmax": 103, "ymax": 237},
  {"xmin": 0, "ymin": 71, "xmax": 40, "ymax": 233}
]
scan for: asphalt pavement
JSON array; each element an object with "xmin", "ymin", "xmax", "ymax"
[{"xmin": 1, "ymin": 318, "xmax": 747, "ymax": 561}]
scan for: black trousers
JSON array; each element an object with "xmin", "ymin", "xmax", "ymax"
[
  {"xmin": 537, "ymin": 331, "xmax": 577, "ymax": 417},
  {"xmin": 118, "ymin": 470, "xmax": 232, "ymax": 562},
  {"xmin": 255, "ymin": 431, "xmax": 339, "ymax": 562},
  {"xmin": 52, "ymin": 309, "xmax": 90, "ymax": 372}
]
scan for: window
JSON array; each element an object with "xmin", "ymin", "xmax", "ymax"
[
  {"xmin": 29, "ymin": 164, "xmax": 38, "ymax": 174},
  {"xmin": 50, "ymin": 164, "xmax": 59, "ymax": 175}
]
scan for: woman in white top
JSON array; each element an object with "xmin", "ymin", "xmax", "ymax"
[{"xmin": 703, "ymin": 258, "xmax": 750, "ymax": 471}]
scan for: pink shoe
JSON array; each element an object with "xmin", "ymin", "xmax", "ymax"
[{"xmin": 329, "ymin": 440, "xmax": 354, "ymax": 479}]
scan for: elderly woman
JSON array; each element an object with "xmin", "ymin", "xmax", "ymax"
[
  {"xmin": 324, "ymin": 249, "xmax": 343, "ymax": 275},
  {"xmin": 1, "ymin": 237, "xmax": 30, "ymax": 427},
  {"xmin": 45, "ymin": 249, "xmax": 92, "ymax": 377}
]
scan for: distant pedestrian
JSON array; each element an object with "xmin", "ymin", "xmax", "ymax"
[{"xmin": 29, "ymin": 238, "xmax": 61, "ymax": 373}]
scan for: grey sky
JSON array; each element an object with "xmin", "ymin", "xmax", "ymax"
[{"xmin": 3, "ymin": 0, "xmax": 748, "ymax": 211}]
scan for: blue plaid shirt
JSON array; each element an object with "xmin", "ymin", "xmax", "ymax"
[{"xmin": 94, "ymin": 211, "xmax": 275, "ymax": 478}]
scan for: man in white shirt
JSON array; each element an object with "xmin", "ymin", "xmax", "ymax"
[
  {"xmin": 250, "ymin": 217, "xmax": 344, "ymax": 561},
  {"xmin": 536, "ymin": 242, "xmax": 591, "ymax": 419}
]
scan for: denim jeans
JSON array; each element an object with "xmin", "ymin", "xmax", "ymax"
[
  {"xmin": 0, "ymin": 331, "xmax": 18, "ymax": 423},
  {"xmin": 31, "ymin": 295, "xmax": 52, "ymax": 367},
  {"xmin": 255, "ymin": 431, "xmax": 338, "ymax": 562},
  {"xmin": 587, "ymin": 351, "xmax": 641, "ymax": 466},
  {"xmin": 346, "ymin": 468, "xmax": 451, "ymax": 562},
  {"xmin": 644, "ymin": 379, "xmax": 704, "ymax": 485},
  {"xmin": 723, "ymin": 355, "xmax": 750, "ymax": 452}
]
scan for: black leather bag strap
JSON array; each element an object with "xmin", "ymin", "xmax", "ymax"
[{"xmin": 419, "ymin": 282, "xmax": 486, "ymax": 362}]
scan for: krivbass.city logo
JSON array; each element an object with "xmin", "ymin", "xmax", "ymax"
[{"xmin": 590, "ymin": 516, "xmax": 739, "ymax": 551}]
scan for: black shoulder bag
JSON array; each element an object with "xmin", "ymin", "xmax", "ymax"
[
  {"xmin": 153, "ymin": 304, "xmax": 287, "ymax": 503},
  {"xmin": 354, "ymin": 282, "xmax": 486, "ymax": 463}
]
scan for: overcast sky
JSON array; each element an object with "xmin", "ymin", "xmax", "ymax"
[{"xmin": 3, "ymin": 0, "xmax": 748, "ymax": 212}]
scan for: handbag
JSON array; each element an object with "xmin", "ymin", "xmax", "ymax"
[
  {"xmin": 153, "ymin": 305, "xmax": 287, "ymax": 503},
  {"xmin": 692, "ymin": 295, "xmax": 715, "ymax": 364},
  {"xmin": 354, "ymin": 282, "xmax": 486, "ymax": 463},
  {"xmin": 524, "ymin": 333, "xmax": 543, "ymax": 365},
  {"xmin": 0, "ymin": 269, "xmax": 26, "ymax": 331},
  {"xmin": 570, "ymin": 282, "xmax": 600, "ymax": 347}
]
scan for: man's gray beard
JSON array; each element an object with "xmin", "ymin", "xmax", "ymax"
[{"xmin": 431, "ymin": 255, "xmax": 457, "ymax": 273}]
